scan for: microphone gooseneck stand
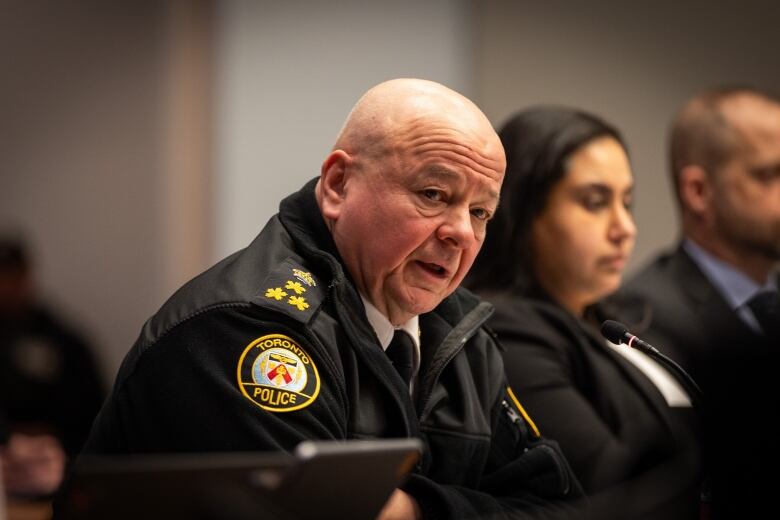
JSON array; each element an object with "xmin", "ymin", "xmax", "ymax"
[{"xmin": 600, "ymin": 320, "xmax": 710, "ymax": 520}]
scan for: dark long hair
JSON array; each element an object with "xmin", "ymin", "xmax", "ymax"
[{"xmin": 465, "ymin": 106, "xmax": 627, "ymax": 293}]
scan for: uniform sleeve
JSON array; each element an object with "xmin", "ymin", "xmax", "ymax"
[
  {"xmin": 83, "ymin": 306, "xmax": 348, "ymax": 454},
  {"xmin": 401, "ymin": 385, "xmax": 586, "ymax": 519}
]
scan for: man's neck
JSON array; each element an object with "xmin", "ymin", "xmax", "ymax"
[{"xmin": 685, "ymin": 230, "xmax": 773, "ymax": 284}]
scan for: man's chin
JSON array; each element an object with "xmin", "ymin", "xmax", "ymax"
[{"xmin": 402, "ymin": 287, "xmax": 453, "ymax": 315}]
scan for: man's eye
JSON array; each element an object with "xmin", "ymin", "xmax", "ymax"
[
  {"xmin": 750, "ymin": 165, "xmax": 780, "ymax": 183},
  {"xmin": 470, "ymin": 208, "xmax": 490, "ymax": 220},
  {"xmin": 422, "ymin": 189, "xmax": 444, "ymax": 202}
]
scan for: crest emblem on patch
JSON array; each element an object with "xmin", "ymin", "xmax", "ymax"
[
  {"xmin": 237, "ymin": 333, "xmax": 320, "ymax": 412},
  {"xmin": 292, "ymin": 268, "xmax": 316, "ymax": 287}
]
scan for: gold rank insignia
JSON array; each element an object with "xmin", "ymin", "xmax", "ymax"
[
  {"xmin": 252, "ymin": 258, "xmax": 323, "ymax": 324},
  {"xmin": 237, "ymin": 333, "xmax": 321, "ymax": 412}
]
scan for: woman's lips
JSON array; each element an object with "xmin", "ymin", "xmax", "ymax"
[{"xmin": 599, "ymin": 254, "xmax": 627, "ymax": 270}]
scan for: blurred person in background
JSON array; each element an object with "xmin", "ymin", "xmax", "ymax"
[
  {"xmin": 0, "ymin": 237, "xmax": 104, "ymax": 498},
  {"xmin": 466, "ymin": 107, "xmax": 701, "ymax": 519},
  {"xmin": 622, "ymin": 87, "xmax": 779, "ymax": 369},
  {"xmin": 621, "ymin": 87, "xmax": 780, "ymax": 518}
]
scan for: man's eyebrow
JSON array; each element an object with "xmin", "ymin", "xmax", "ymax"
[
  {"xmin": 423, "ymin": 166, "xmax": 500, "ymax": 201},
  {"xmin": 422, "ymin": 165, "xmax": 461, "ymax": 182}
]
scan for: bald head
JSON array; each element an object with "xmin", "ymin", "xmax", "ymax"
[{"xmin": 333, "ymin": 78, "xmax": 503, "ymax": 170}]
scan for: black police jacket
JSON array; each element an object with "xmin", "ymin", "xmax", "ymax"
[{"xmin": 83, "ymin": 179, "xmax": 583, "ymax": 519}]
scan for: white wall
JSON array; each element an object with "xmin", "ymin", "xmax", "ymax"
[
  {"xmin": 0, "ymin": 1, "xmax": 213, "ymax": 380},
  {"xmin": 213, "ymin": 0, "xmax": 475, "ymax": 259},
  {"xmin": 1, "ymin": 1, "xmax": 168, "ymax": 380}
]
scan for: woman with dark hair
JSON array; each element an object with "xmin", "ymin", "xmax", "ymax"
[{"xmin": 466, "ymin": 107, "xmax": 701, "ymax": 519}]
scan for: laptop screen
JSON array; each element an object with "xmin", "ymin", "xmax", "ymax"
[{"xmin": 58, "ymin": 438, "xmax": 422, "ymax": 520}]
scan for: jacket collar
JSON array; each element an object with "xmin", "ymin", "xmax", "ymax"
[
  {"xmin": 278, "ymin": 177, "xmax": 344, "ymax": 270},
  {"xmin": 277, "ymin": 177, "xmax": 485, "ymax": 325}
]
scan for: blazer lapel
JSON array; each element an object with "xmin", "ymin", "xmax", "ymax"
[
  {"xmin": 670, "ymin": 246, "xmax": 759, "ymax": 351},
  {"xmin": 580, "ymin": 322, "xmax": 678, "ymax": 437}
]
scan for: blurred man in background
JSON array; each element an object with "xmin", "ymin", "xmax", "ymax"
[
  {"xmin": 0, "ymin": 237, "xmax": 104, "ymax": 498},
  {"xmin": 622, "ymin": 87, "xmax": 780, "ymax": 518}
]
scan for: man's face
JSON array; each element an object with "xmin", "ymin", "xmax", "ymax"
[
  {"xmin": 711, "ymin": 98, "xmax": 780, "ymax": 265},
  {"xmin": 330, "ymin": 121, "xmax": 504, "ymax": 325}
]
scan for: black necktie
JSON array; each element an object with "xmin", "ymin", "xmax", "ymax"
[
  {"xmin": 386, "ymin": 330, "xmax": 415, "ymax": 386},
  {"xmin": 747, "ymin": 290, "xmax": 780, "ymax": 340}
]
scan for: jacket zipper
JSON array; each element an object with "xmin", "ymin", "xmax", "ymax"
[{"xmin": 416, "ymin": 302, "xmax": 494, "ymax": 421}]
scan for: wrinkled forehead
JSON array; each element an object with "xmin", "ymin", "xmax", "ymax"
[{"xmin": 390, "ymin": 113, "xmax": 506, "ymax": 180}]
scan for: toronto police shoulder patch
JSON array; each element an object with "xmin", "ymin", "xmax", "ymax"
[
  {"xmin": 236, "ymin": 333, "xmax": 321, "ymax": 412},
  {"xmin": 251, "ymin": 258, "xmax": 323, "ymax": 324}
]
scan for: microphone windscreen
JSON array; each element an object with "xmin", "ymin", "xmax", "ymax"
[{"xmin": 600, "ymin": 320, "xmax": 629, "ymax": 344}]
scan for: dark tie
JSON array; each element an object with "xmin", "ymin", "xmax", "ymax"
[
  {"xmin": 386, "ymin": 330, "xmax": 415, "ymax": 386},
  {"xmin": 747, "ymin": 290, "xmax": 780, "ymax": 340}
]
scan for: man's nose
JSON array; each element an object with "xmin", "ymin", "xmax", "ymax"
[{"xmin": 437, "ymin": 207, "xmax": 477, "ymax": 249}]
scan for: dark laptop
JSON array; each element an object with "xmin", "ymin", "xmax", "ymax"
[{"xmin": 58, "ymin": 438, "xmax": 422, "ymax": 520}]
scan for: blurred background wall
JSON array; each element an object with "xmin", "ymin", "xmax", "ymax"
[{"xmin": 2, "ymin": 0, "xmax": 779, "ymax": 382}]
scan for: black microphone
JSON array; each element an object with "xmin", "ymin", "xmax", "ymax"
[{"xmin": 600, "ymin": 320, "xmax": 704, "ymax": 410}]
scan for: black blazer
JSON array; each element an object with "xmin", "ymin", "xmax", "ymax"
[
  {"xmin": 480, "ymin": 290, "xmax": 701, "ymax": 520},
  {"xmin": 620, "ymin": 244, "xmax": 771, "ymax": 381},
  {"xmin": 621, "ymin": 244, "xmax": 779, "ymax": 519}
]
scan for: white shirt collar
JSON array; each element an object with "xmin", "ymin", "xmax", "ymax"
[
  {"xmin": 683, "ymin": 239, "xmax": 777, "ymax": 334},
  {"xmin": 683, "ymin": 239, "xmax": 776, "ymax": 308},
  {"xmin": 359, "ymin": 295, "xmax": 421, "ymax": 394},
  {"xmin": 359, "ymin": 295, "xmax": 420, "ymax": 351}
]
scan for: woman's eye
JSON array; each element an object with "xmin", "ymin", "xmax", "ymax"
[{"xmin": 583, "ymin": 196, "xmax": 607, "ymax": 210}]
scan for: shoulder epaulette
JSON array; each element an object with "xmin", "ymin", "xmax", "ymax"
[{"xmin": 251, "ymin": 257, "xmax": 324, "ymax": 324}]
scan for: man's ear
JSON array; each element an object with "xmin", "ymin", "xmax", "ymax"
[
  {"xmin": 678, "ymin": 165, "xmax": 712, "ymax": 218},
  {"xmin": 319, "ymin": 149, "xmax": 352, "ymax": 221}
]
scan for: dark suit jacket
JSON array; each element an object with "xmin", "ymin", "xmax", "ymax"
[
  {"xmin": 479, "ymin": 290, "xmax": 701, "ymax": 520},
  {"xmin": 621, "ymin": 244, "xmax": 779, "ymax": 519},
  {"xmin": 619, "ymin": 244, "xmax": 771, "ymax": 381}
]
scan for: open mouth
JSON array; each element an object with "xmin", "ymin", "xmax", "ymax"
[{"xmin": 417, "ymin": 261, "xmax": 448, "ymax": 278}]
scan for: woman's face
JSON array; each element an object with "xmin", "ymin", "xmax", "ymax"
[{"xmin": 531, "ymin": 136, "xmax": 636, "ymax": 315}]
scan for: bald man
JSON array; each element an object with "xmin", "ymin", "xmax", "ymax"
[{"xmin": 79, "ymin": 79, "xmax": 582, "ymax": 519}]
